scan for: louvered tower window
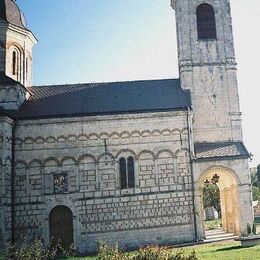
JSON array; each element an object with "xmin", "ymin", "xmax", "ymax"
[{"xmin": 196, "ymin": 3, "xmax": 217, "ymax": 40}]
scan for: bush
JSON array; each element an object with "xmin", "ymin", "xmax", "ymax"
[
  {"xmin": 134, "ymin": 246, "xmax": 198, "ymax": 260},
  {"xmin": 134, "ymin": 245, "xmax": 171, "ymax": 260},
  {"xmin": 247, "ymin": 223, "xmax": 252, "ymax": 236},
  {"xmin": 252, "ymin": 223, "xmax": 257, "ymax": 235},
  {"xmin": 3, "ymin": 238, "xmax": 57, "ymax": 260},
  {"xmin": 2, "ymin": 238, "xmax": 77, "ymax": 260},
  {"xmin": 97, "ymin": 242, "xmax": 198, "ymax": 260},
  {"xmin": 97, "ymin": 242, "xmax": 128, "ymax": 260}
]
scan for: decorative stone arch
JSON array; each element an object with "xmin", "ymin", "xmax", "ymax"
[
  {"xmin": 115, "ymin": 149, "xmax": 137, "ymax": 160},
  {"xmin": 43, "ymin": 157, "xmax": 60, "ymax": 167},
  {"xmin": 196, "ymin": 165, "xmax": 242, "ymax": 236},
  {"xmin": 60, "ymin": 156, "xmax": 78, "ymax": 166},
  {"xmin": 78, "ymin": 154, "xmax": 97, "ymax": 164},
  {"xmin": 24, "ymin": 137, "xmax": 34, "ymax": 144},
  {"xmin": 45, "ymin": 136, "xmax": 56, "ymax": 144},
  {"xmin": 67, "ymin": 134, "xmax": 78, "ymax": 142},
  {"xmin": 78, "ymin": 134, "xmax": 88, "ymax": 141},
  {"xmin": 99, "ymin": 132, "xmax": 109, "ymax": 140},
  {"xmin": 28, "ymin": 159, "xmax": 43, "ymax": 168},
  {"xmin": 156, "ymin": 149, "xmax": 175, "ymax": 159},
  {"xmin": 137, "ymin": 150, "xmax": 156, "ymax": 160},
  {"xmin": 121, "ymin": 131, "xmax": 131, "ymax": 139},
  {"xmin": 8, "ymin": 44, "xmax": 24, "ymax": 83},
  {"xmin": 57, "ymin": 135, "xmax": 67, "ymax": 143},
  {"xmin": 35, "ymin": 136, "xmax": 45, "ymax": 144}
]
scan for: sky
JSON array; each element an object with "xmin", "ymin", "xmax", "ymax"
[{"xmin": 16, "ymin": 0, "xmax": 260, "ymax": 167}]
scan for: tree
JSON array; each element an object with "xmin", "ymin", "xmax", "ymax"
[
  {"xmin": 256, "ymin": 165, "xmax": 260, "ymax": 186},
  {"xmin": 252, "ymin": 186, "xmax": 260, "ymax": 201},
  {"xmin": 203, "ymin": 183, "xmax": 221, "ymax": 218}
]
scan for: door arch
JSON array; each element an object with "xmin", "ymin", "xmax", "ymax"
[
  {"xmin": 197, "ymin": 166, "xmax": 241, "ymax": 236},
  {"xmin": 49, "ymin": 205, "xmax": 73, "ymax": 248}
]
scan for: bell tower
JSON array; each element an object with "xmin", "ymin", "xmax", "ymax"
[
  {"xmin": 0, "ymin": 0, "xmax": 37, "ymax": 87},
  {"xmin": 0, "ymin": 0, "xmax": 37, "ymax": 110},
  {"xmin": 171, "ymin": 0, "xmax": 242, "ymax": 143}
]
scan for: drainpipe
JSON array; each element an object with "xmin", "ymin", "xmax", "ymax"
[
  {"xmin": 186, "ymin": 107, "xmax": 199, "ymax": 242},
  {"xmin": 11, "ymin": 118, "xmax": 17, "ymax": 244}
]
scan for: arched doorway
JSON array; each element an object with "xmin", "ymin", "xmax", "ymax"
[
  {"xmin": 198, "ymin": 166, "xmax": 241, "ymax": 236},
  {"xmin": 49, "ymin": 206, "xmax": 73, "ymax": 248}
]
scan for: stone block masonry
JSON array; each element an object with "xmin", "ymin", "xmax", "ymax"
[{"xmin": 8, "ymin": 111, "xmax": 196, "ymax": 252}]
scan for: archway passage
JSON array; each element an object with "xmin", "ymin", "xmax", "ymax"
[
  {"xmin": 198, "ymin": 167, "xmax": 241, "ymax": 237},
  {"xmin": 49, "ymin": 206, "xmax": 73, "ymax": 248}
]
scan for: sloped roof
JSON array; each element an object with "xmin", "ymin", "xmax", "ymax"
[
  {"xmin": 0, "ymin": 0, "xmax": 27, "ymax": 29},
  {"xmin": 18, "ymin": 78, "xmax": 191, "ymax": 119},
  {"xmin": 194, "ymin": 141, "xmax": 250, "ymax": 161},
  {"xmin": 0, "ymin": 72, "xmax": 18, "ymax": 85}
]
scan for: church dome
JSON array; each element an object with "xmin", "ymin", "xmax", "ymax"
[{"xmin": 0, "ymin": 0, "xmax": 27, "ymax": 29}]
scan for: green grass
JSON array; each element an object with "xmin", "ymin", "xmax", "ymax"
[
  {"xmin": 204, "ymin": 219, "xmax": 222, "ymax": 230},
  {"xmin": 62, "ymin": 241, "xmax": 260, "ymax": 260},
  {"xmin": 2, "ymin": 241, "xmax": 260, "ymax": 259},
  {"xmin": 183, "ymin": 241, "xmax": 260, "ymax": 260}
]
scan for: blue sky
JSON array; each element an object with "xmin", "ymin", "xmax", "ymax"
[{"xmin": 17, "ymin": 0, "xmax": 260, "ymax": 167}]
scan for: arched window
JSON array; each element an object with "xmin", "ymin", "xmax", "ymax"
[
  {"xmin": 119, "ymin": 156, "xmax": 135, "ymax": 189},
  {"xmin": 127, "ymin": 157, "xmax": 135, "ymax": 188},
  {"xmin": 196, "ymin": 3, "xmax": 217, "ymax": 40},
  {"xmin": 120, "ymin": 158, "xmax": 127, "ymax": 189},
  {"xmin": 26, "ymin": 57, "xmax": 28, "ymax": 80},
  {"xmin": 12, "ymin": 51, "xmax": 17, "ymax": 75}
]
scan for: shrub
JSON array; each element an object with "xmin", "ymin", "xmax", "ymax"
[
  {"xmin": 252, "ymin": 223, "xmax": 257, "ymax": 235},
  {"xmin": 2, "ymin": 238, "xmax": 77, "ymax": 260},
  {"xmin": 134, "ymin": 245, "xmax": 171, "ymax": 260},
  {"xmin": 97, "ymin": 241, "xmax": 128, "ymax": 260},
  {"xmin": 97, "ymin": 242, "xmax": 198, "ymax": 260},
  {"xmin": 247, "ymin": 223, "xmax": 252, "ymax": 236},
  {"xmin": 3, "ymin": 238, "xmax": 57, "ymax": 260}
]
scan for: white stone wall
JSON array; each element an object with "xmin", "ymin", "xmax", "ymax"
[
  {"xmin": 0, "ymin": 22, "xmax": 36, "ymax": 88},
  {"xmin": 0, "ymin": 117, "xmax": 13, "ymax": 248},
  {"xmin": 12, "ymin": 111, "xmax": 196, "ymax": 252},
  {"xmin": 173, "ymin": 0, "xmax": 243, "ymax": 143},
  {"xmin": 0, "ymin": 84, "xmax": 28, "ymax": 110}
]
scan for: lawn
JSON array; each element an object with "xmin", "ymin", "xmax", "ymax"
[
  {"xmin": 1, "ymin": 241, "xmax": 260, "ymax": 259},
  {"xmin": 184, "ymin": 241, "xmax": 260, "ymax": 260},
  {"xmin": 61, "ymin": 241, "xmax": 260, "ymax": 260},
  {"xmin": 204, "ymin": 219, "xmax": 222, "ymax": 230}
]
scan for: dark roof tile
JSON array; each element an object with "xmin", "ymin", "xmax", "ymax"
[
  {"xmin": 18, "ymin": 78, "xmax": 191, "ymax": 119},
  {"xmin": 194, "ymin": 141, "xmax": 250, "ymax": 161}
]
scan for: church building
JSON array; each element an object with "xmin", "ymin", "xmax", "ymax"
[{"xmin": 0, "ymin": 0, "xmax": 254, "ymax": 253}]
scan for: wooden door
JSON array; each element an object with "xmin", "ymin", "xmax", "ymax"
[{"xmin": 49, "ymin": 206, "xmax": 73, "ymax": 248}]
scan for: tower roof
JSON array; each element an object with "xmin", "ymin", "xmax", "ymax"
[{"xmin": 0, "ymin": 0, "xmax": 27, "ymax": 29}]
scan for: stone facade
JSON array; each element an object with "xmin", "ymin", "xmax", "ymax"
[
  {"xmin": 11, "ymin": 112, "xmax": 195, "ymax": 252},
  {"xmin": 0, "ymin": 0, "xmax": 254, "ymax": 254},
  {"xmin": 172, "ymin": 0, "xmax": 242, "ymax": 143},
  {"xmin": 0, "ymin": 117, "xmax": 13, "ymax": 247}
]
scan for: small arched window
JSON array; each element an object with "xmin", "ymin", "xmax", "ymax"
[
  {"xmin": 196, "ymin": 3, "xmax": 217, "ymax": 40},
  {"xmin": 12, "ymin": 51, "xmax": 17, "ymax": 75},
  {"xmin": 26, "ymin": 57, "xmax": 28, "ymax": 80},
  {"xmin": 119, "ymin": 156, "xmax": 135, "ymax": 189}
]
